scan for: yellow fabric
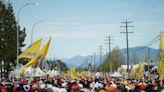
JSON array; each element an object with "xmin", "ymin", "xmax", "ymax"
[
  {"xmin": 17, "ymin": 38, "xmax": 43, "ymax": 59},
  {"xmin": 138, "ymin": 63, "xmax": 143, "ymax": 80},
  {"xmin": 20, "ymin": 67, "xmax": 26, "ymax": 74},
  {"xmin": 158, "ymin": 31, "xmax": 164, "ymax": 79},
  {"xmin": 142, "ymin": 53, "xmax": 146, "ymax": 63},
  {"xmin": 148, "ymin": 60, "xmax": 151, "ymax": 66},
  {"xmin": 18, "ymin": 37, "xmax": 51, "ymax": 68},
  {"xmin": 158, "ymin": 59, "xmax": 161, "ymax": 74},
  {"xmin": 148, "ymin": 59, "xmax": 151, "ymax": 72},
  {"xmin": 18, "ymin": 55, "xmax": 36, "ymax": 60},
  {"xmin": 132, "ymin": 63, "xmax": 143, "ymax": 80},
  {"xmin": 161, "ymin": 62, "xmax": 164, "ymax": 79},
  {"xmin": 70, "ymin": 67, "xmax": 76, "ymax": 79},
  {"xmin": 131, "ymin": 67, "xmax": 137, "ymax": 78},
  {"xmin": 160, "ymin": 31, "xmax": 163, "ymax": 50},
  {"xmin": 24, "ymin": 58, "xmax": 38, "ymax": 67},
  {"xmin": 40, "ymin": 37, "xmax": 51, "ymax": 60}
]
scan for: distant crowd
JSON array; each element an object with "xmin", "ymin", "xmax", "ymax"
[{"xmin": 1, "ymin": 74, "xmax": 164, "ymax": 92}]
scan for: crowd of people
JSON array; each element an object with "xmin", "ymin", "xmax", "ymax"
[{"xmin": 0, "ymin": 74, "xmax": 164, "ymax": 92}]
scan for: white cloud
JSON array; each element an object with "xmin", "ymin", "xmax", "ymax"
[
  {"xmin": 32, "ymin": 23, "xmax": 122, "ymax": 39},
  {"xmin": 35, "ymin": 31, "xmax": 99, "ymax": 38}
]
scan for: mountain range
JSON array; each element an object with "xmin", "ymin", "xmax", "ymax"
[{"xmin": 60, "ymin": 46, "xmax": 159, "ymax": 68}]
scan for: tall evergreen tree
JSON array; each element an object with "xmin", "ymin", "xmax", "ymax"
[
  {"xmin": 0, "ymin": 1, "xmax": 26, "ymax": 78},
  {"xmin": 0, "ymin": 1, "xmax": 6, "ymax": 78}
]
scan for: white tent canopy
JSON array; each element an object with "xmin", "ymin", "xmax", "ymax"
[
  {"xmin": 34, "ymin": 67, "xmax": 45, "ymax": 76},
  {"xmin": 95, "ymin": 72, "xmax": 103, "ymax": 77},
  {"xmin": 121, "ymin": 64, "xmax": 139, "ymax": 70},
  {"xmin": 47, "ymin": 69, "xmax": 59, "ymax": 77},
  {"xmin": 25, "ymin": 66, "xmax": 34, "ymax": 76},
  {"xmin": 54, "ymin": 70, "xmax": 59, "ymax": 76},
  {"xmin": 110, "ymin": 72, "xmax": 122, "ymax": 77}
]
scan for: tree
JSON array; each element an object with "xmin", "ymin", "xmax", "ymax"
[
  {"xmin": 99, "ymin": 47, "xmax": 125, "ymax": 73},
  {"xmin": 56, "ymin": 59, "xmax": 68, "ymax": 71},
  {"xmin": 47, "ymin": 59, "xmax": 68, "ymax": 71},
  {"xmin": 0, "ymin": 1, "xmax": 26, "ymax": 78},
  {"xmin": 132, "ymin": 53, "xmax": 138, "ymax": 64}
]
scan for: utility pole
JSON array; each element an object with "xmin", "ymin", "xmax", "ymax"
[
  {"xmin": 99, "ymin": 46, "xmax": 103, "ymax": 72},
  {"xmin": 105, "ymin": 36, "xmax": 114, "ymax": 53},
  {"xmin": 121, "ymin": 20, "xmax": 133, "ymax": 75},
  {"xmin": 147, "ymin": 47, "xmax": 150, "ymax": 79},
  {"xmin": 90, "ymin": 55, "xmax": 93, "ymax": 72},
  {"xmin": 93, "ymin": 53, "xmax": 96, "ymax": 72},
  {"xmin": 148, "ymin": 47, "xmax": 150, "ymax": 63},
  {"xmin": 105, "ymin": 35, "xmax": 114, "ymax": 73}
]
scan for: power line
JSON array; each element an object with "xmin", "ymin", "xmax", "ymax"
[
  {"xmin": 128, "ymin": 0, "xmax": 153, "ymax": 20},
  {"xmin": 121, "ymin": 31, "xmax": 164, "ymax": 55},
  {"xmin": 130, "ymin": 0, "xmax": 161, "ymax": 21},
  {"xmin": 133, "ymin": 32, "xmax": 164, "ymax": 52},
  {"xmin": 131, "ymin": 34, "xmax": 160, "ymax": 52}
]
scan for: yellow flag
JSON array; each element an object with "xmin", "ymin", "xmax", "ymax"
[
  {"xmin": 70, "ymin": 67, "xmax": 76, "ymax": 79},
  {"xmin": 136, "ymin": 63, "xmax": 143, "ymax": 80},
  {"xmin": 17, "ymin": 38, "xmax": 43, "ymax": 60},
  {"xmin": 24, "ymin": 58, "xmax": 38, "ymax": 67},
  {"xmin": 158, "ymin": 31, "xmax": 163, "ymax": 79},
  {"xmin": 161, "ymin": 62, "xmax": 164, "ymax": 79},
  {"xmin": 40, "ymin": 37, "xmax": 51, "ymax": 60},
  {"xmin": 23, "ymin": 38, "xmax": 51, "ymax": 67},
  {"xmin": 148, "ymin": 59, "xmax": 151, "ymax": 72},
  {"xmin": 142, "ymin": 53, "xmax": 146, "ymax": 63},
  {"xmin": 20, "ymin": 67, "xmax": 26, "ymax": 74},
  {"xmin": 160, "ymin": 31, "xmax": 163, "ymax": 50},
  {"xmin": 158, "ymin": 59, "xmax": 161, "ymax": 74}
]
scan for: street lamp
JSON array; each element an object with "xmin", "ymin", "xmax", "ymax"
[
  {"xmin": 16, "ymin": 2, "xmax": 37, "ymax": 68},
  {"xmin": 31, "ymin": 20, "xmax": 46, "ymax": 44}
]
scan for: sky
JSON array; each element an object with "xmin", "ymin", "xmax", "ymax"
[{"xmin": 7, "ymin": 0, "xmax": 164, "ymax": 59}]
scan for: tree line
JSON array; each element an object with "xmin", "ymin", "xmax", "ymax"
[
  {"xmin": 98, "ymin": 47, "xmax": 125, "ymax": 73},
  {"xmin": 46, "ymin": 59, "xmax": 68, "ymax": 72}
]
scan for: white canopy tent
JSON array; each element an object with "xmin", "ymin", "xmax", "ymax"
[
  {"xmin": 25, "ymin": 66, "xmax": 34, "ymax": 76},
  {"xmin": 34, "ymin": 67, "xmax": 45, "ymax": 77},
  {"xmin": 95, "ymin": 72, "xmax": 103, "ymax": 77},
  {"xmin": 121, "ymin": 64, "xmax": 139, "ymax": 70},
  {"xmin": 110, "ymin": 72, "xmax": 123, "ymax": 77},
  {"xmin": 47, "ymin": 69, "xmax": 59, "ymax": 77},
  {"xmin": 54, "ymin": 70, "xmax": 59, "ymax": 76}
]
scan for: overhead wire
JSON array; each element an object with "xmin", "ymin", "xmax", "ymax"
[
  {"xmin": 120, "ymin": 31, "xmax": 164, "ymax": 55},
  {"xmin": 129, "ymin": 0, "xmax": 161, "ymax": 21},
  {"xmin": 134, "ymin": 0, "xmax": 160, "ymax": 21},
  {"xmin": 128, "ymin": 0, "xmax": 153, "ymax": 20}
]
